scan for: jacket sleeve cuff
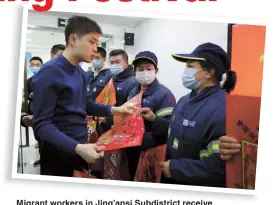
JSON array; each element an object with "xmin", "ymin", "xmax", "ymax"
[
  {"xmin": 169, "ymin": 159, "xmax": 181, "ymax": 180},
  {"xmin": 66, "ymin": 138, "xmax": 80, "ymax": 154},
  {"xmin": 108, "ymin": 106, "xmax": 113, "ymax": 116}
]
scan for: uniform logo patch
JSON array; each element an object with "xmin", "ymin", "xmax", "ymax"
[{"xmin": 183, "ymin": 119, "xmax": 196, "ymax": 127}]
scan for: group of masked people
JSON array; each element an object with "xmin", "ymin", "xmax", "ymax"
[{"xmin": 21, "ymin": 15, "xmax": 242, "ymax": 188}]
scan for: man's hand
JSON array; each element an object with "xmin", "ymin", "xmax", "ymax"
[
  {"xmin": 219, "ymin": 136, "xmax": 241, "ymax": 160},
  {"xmin": 136, "ymin": 108, "xmax": 156, "ymax": 122},
  {"xmin": 111, "ymin": 102, "xmax": 136, "ymax": 115},
  {"xmin": 75, "ymin": 144, "xmax": 104, "ymax": 163},
  {"xmin": 22, "ymin": 115, "xmax": 33, "ymax": 127},
  {"xmin": 159, "ymin": 160, "xmax": 171, "ymax": 178}
]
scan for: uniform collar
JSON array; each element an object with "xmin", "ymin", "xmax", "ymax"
[
  {"xmin": 98, "ymin": 64, "xmax": 110, "ymax": 73},
  {"xmin": 135, "ymin": 78, "xmax": 159, "ymax": 97},
  {"xmin": 188, "ymin": 84, "xmax": 222, "ymax": 103},
  {"xmin": 91, "ymin": 69, "xmax": 111, "ymax": 82}
]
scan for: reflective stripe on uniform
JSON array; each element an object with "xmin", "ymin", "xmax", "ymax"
[
  {"xmin": 200, "ymin": 140, "xmax": 220, "ymax": 159},
  {"xmin": 172, "ymin": 114, "xmax": 175, "ymax": 121},
  {"xmin": 156, "ymin": 107, "xmax": 174, "ymax": 117}
]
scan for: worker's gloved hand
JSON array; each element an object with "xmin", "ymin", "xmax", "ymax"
[
  {"xmin": 136, "ymin": 108, "xmax": 156, "ymax": 122},
  {"xmin": 111, "ymin": 102, "xmax": 136, "ymax": 115},
  {"xmin": 219, "ymin": 136, "xmax": 241, "ymax": 160},
  {"xmin": 22, "ymin": 115, "xmax": 33, "ymax": 127},
  {"xmin": 75, "ymin": 144, "xmax": 104, "ymax": 164}
]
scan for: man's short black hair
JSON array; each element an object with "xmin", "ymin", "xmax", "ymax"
[
  {"xmin": 51, "ymin": 44, "xmax": 65, "ymax": 55},
  {"xmin": 65, "ymin": 16, "xmax": 102, "ymax": 45},
  {"xmin": 109, "ymin": 49, "xmax": 128, "ymax": 62},
  {"xmin": 96, "ymin": 47, "xmax": 107, "ymax": 59},
  {"xmin": 30, "ymin": 56, "xmax": 43, "ymax": 65}
]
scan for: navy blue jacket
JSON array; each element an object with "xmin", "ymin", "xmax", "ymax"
[
  {"xmin": 85, "ymin": 70, "xmax": 94, "ymax": 84},
  {"xmin": 160, "ymin": 85, "xmax": 226, "ymax": 187},
  {"xmin": 112, "ymin": 65, "xmax": 138, "ymax": 106},
  {"xmin": 128, "ymin": 79, "xmax": 176, "ymax": 149},
  {"xmin": 31, "ymin": 55, "xmax": 113, "ymax": 153},
  {"xmin": 86, "ymin": 69, "xmax": 113, "ymax": 101},
  {"xmin": 126, "ymin": 79, "xmax": 176, "ymax": 179}
]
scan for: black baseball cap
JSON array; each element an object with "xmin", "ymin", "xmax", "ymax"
[
  {"xmin": 172, "ymin": 42, "xmax": 230, "ymax": 73},
  {"xmin": 132, "ymin": 51, "xmax": 158, "ymax": 69}
]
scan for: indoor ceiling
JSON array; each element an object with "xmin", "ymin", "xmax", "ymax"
[
  {"xmin": 26, "ymin": 10, "xmax": 147, "ymax": 61},
  {"xmin": 28, "ymin": 10, "xmax": 148, "ymax": 28}
]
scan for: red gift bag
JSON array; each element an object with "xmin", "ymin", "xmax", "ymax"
[
  {"xmin": 134, "ymin": 144, "xmax": 167, "ymax": 183},
  {"xmin": 103, "ymin": 149, "xmax": 131, "ymax": 181},
  {"xmin": 97, "ymin": 91, "xmax": 145, "ymax": 150},
  {"xmin": 100, "ymin": 91, "xmax": 145, "ymax": 180}
]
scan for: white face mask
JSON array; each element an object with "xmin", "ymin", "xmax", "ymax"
[{"xmin": 136, "ymin": 70, "xmax": 156, "ymax": 85}]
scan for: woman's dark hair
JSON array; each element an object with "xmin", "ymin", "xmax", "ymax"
[{"xmin": 198, "ymin": 60, "xmax": 237, "ymax": 94}]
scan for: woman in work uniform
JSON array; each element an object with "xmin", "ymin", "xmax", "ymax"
[
  {"xmin": 127, "ymin": 51, "xmax": 176, "ymax": 180},
  {"xmin": 137, "ymin": 42, "xmax": 237, "ymax": 187}
]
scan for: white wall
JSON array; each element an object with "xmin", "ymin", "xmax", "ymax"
[
  {"xmin": 27, "ymin": 12, "xmax": 134, "ymax": 70},
  {"xmin": 126, "ymin": 19, "xmax": 228, "ymax": 101},
  {"xmin": 27, "ymin": 12, "xmax": 228, "ymax": 100}
]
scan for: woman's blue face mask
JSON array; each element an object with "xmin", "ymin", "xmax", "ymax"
[{"xmin": 182, "ymin": 67, "xmax": 200, "ymax": 90}]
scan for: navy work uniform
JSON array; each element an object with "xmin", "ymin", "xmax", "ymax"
[
  {"xmin": 126, "ymin": 51, "xmax": 176, "ymax": 180},
  {"xmin": 86, "ymin": 68, "xmax": 113, "ymax": 101},
  {"xmin": 158, "ymin": 44, "xmax": 228, "ymax": 187},
  {"xmin": 112, "ymin": 64, "xmax": 138, "ymax": 106},
  {"xmin": 164, "ymin": 85, "xmax": 226, "ymax": 187}
]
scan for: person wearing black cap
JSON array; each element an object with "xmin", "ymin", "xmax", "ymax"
[
  {"xmin": 137, "ymin": 42, "xmax": 237, "ymax": 187},
  {"xmin": 126, "ymin": 51, "xmax": 176, "ymax": 180}
]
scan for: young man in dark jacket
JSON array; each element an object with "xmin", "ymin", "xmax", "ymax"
[
  {"xmin": 98, "ymin": 49, "xmax": 138, "ymax": 134},
  {"xmin": 31, "ymin": 16, "xmax": 134, "ymax": 177},
  {"xmin": 86, "ymin": 47, "xmax": 112, "ymax": 100}
]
